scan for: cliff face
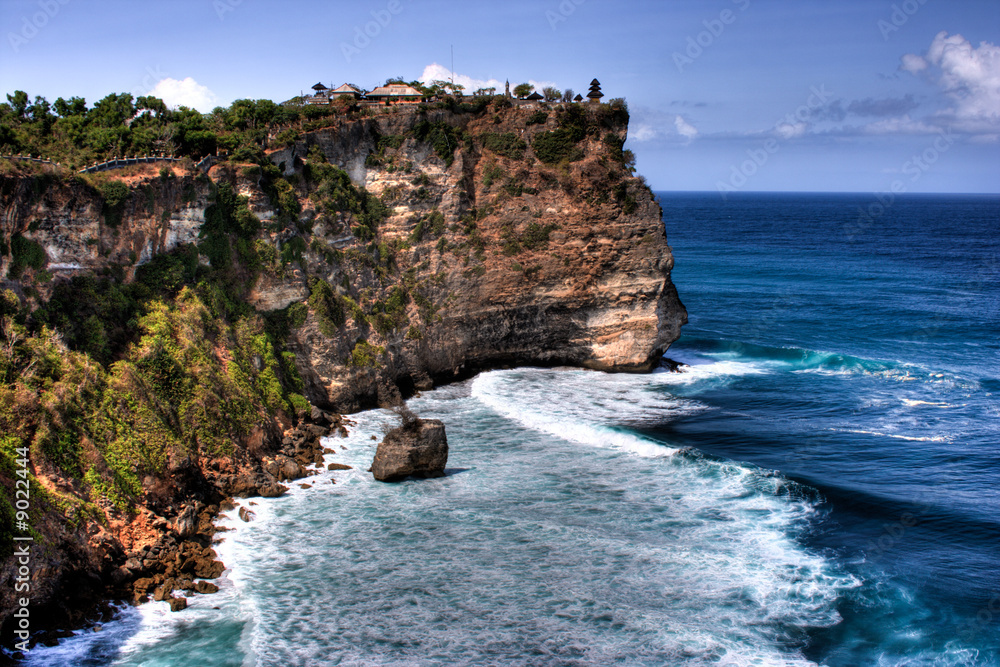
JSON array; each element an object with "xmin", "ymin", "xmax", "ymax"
[
  {"xmin": 2, "ymin": 106, "xmax": 686, "ymax": 411},
  {"xmin": 0, "ymin": 100, "xmax": 686, "ymax": 638},
  {"xmin": 266, "ymin": 106, "xmax": 686, "ymax": 410}
]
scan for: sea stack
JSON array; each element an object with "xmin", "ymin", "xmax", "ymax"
[{"xmin": 371, "ymin": 419, "xmax": 449, "ymax": 482}]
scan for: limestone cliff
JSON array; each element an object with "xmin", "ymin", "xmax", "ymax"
[
  {"xmin": 267, "ymin": 105, "xmax": 686, "ymax": 410},
  {"xmin": 2, "ymin": 104, "xmax": 685, "ymax": 412},
  {"xmin": 0, "ymin": 99, "xmax": 686, "ymax": 641}
]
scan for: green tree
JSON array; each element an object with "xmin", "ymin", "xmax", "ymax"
[
  {"xmin": 88, "ymin": 93, "xmax": 136, "ymax": 128},
  {"xmin": 54, "ymin": 96, "xmax": 88, "ymax": 117},
  {"xmin": 172, "ymin": 108, "xmax": 216, "ymax": 157},
  {"xmin": 136, "ymin": 96, "xmax": 168, "ymax": 117},
  {"xmin": 542, "ymin": 87, "xmax": 561, "ymax": 102},
  {"xmin": 513, "ymin": 83, "xmax": 534, "ymax": 99},
  {"xmin": 226, "ymin": 99, "xmax": 278, "ymax": 132},
  {"xmin": 562, "ymin": 89, "xmax": 575, "ymax": 102},
  {"xmin": 28, "ymin": 96, "xmax": 52, "ymax": 122},
  {"xmin": 6, "ymin": 91, "xmax": 28, "ymax": 118}
]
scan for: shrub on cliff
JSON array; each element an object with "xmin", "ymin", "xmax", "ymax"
[
  {"xmin": 532, "ymin": 129, "xmax": 584, "ymax": 164},
  {"xmin": 1, "ymin": 284, "xmax": 302, "ymax": 511},
  {"xmin": 413, "ymin": 120, "xmax": 463, "ymax": 167},
  {"xmin": 308, "ymin": 278, "xmax": 346, "ymax": 336},
  {"xmin": 199, "ymin": 183, "xmax": 262, "ymax": 272},
  {"xmin": 100, "ymin": 180, "xmax": 130, "ymax": 228},
  {"xmin": 480, "ymin": 132, "xmax": 527, "ymax": 160},
  {"xmin": 7, "ymin": 235, "xmax": 46, "ymax": 278},
  {"xmin": 526, "ymin": 111, "xmax": 549, "ymax": 126},
  {"xmin": 349, "ymin": 339, "xmax": 385, "ymax": 368}
]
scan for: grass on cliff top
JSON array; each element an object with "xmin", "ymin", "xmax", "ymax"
[{"xmin": 0, "ymin": 89, "xmax": 543, "ymax": 171}]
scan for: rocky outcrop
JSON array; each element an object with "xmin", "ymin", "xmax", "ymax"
[
  {"xmin": 274, "ymin": 105, "xmax": 687, "ymax": 412},
  {"xmin": 371, "ymin": 419, "xmax": 449, "ymax": 482},
  {"xmin": 3, "ymin": 104, "xmax": 686, "ymax": 413},
  {"xmin": 0, "ymin": 100, "xmax": 686, "ymax": 642},
  {"xmin": 0, "ymin": 165, "xmax": 211, "ymax": 288}
]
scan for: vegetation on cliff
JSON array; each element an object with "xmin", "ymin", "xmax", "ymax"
[
  {"xmin": 0, "ymin": 89, "xmax": 684, "ymax": 641},
  {"xmin": 0, "ymin": 245, "xmax": 308, "ymax": 541},
  {"xmin": 0, "ymin": 87, "xmax": 583, "ymax": 171}
]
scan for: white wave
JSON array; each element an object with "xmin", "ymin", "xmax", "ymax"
[
  {"xmin": 469, "ymin": 362, "xmax": 760, "ymax": 444},
  {"xmin": 901, "ymin": 398, "xmax": 956, "ymax": 408},
  {"xmin": 471, "ymin": 371, "xmax": 678, "ymax": 457},
  {"xmin": 830, "ymin": 427, "xmax": 951, "ymax": 443},
  {"xmin": 209, "ymin": 393, "xmax": 860, "ymax": 666},
  {"xmin": 24, "ymin": 366, "xmax": 861, "ymax": 667}
]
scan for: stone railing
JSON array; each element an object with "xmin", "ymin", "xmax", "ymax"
[
  {"xmin": 78, "ymin": 155, "xmax": 182, "ymax": 174},
  {"xmin": 0, "ymin": 155, "xmax": 64, "ymax": 168},
  {"xmin": 77, "ymin": 152, "xmax": 231, "ymax": 174}
]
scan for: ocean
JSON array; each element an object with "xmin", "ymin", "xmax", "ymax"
[{"xmin": 24, "ymin": 192, "xmax": 1000, "ymax": 666}]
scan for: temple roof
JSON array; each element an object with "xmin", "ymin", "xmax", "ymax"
[{"xmin": 367, "ymin": 84, "xmax": 423, "ymax": 97}]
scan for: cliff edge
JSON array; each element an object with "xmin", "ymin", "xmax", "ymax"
[
  {"xmin": 268, "ymin": 102, "xmax": 686, "ymax": 409},
  {"xmin": 0, "ymin": 97, "xmax": 686, "ymax": 644}
]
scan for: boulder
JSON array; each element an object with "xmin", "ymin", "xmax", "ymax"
[
  {"xmin": 152, "ymin": 581, "xmax": 174, "ymax": 602},
  {"xmin": 277, "ymin": 456, "xmax": 305, "ymax": 482},
  {"xmin": 371, "ymin": 419, "xmax": 448, "ymax": 482},
  {"xmin": 174, "ymin": 504, "xmax": 199, "ymax": 538},
  {"xmin": 169, "ymin": 597, "xmax": 188, "ymax": 612},
  {"xmin": 132, "ymin": 577, "xmax": 156, "ymax": 603},
  {"xmin": 194, "ymin": 581, "xmax": 219, "ymax": 595},
  {"xmin": 259, "ymin": 482, "xmax": 288, "ymax": 498},
  {"xmin": 327, "ymin": 463, "xmax": 352, "ymax": 471},
  {"xmin": 302, "ymin": 424, "xmax": 329, "ymax": 439},
  {"xmin": 193, "ymin": 558, "xmax": 225, "ymax": 579}
]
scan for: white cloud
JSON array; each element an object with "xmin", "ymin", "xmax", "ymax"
[
  {"xmin": 860, "ymin": 115, "xmax": 938, "ymax": 135},
  {"xmin": 900, "ymin": 53, "xmax": 928, "ymax": 74},
  {"xmin": 418, "ymin": 63, "xmax": 558, "ymax": 95},
  {"xmin": 150, "ymin": 77, "xmax": 218, "ymax": 112},
  {"xmin": 903, "ymin": 31, "xmax": 1000, "ymax": 138},
  {"xmin": 774, "ymin": 122, "xmax": 807, "ymax": 139},
  {"xmin": 674, "ymin": 115, "xmax": 698, "ymax": 142},
  {"xmin": 631, "ymin": 124, "xmax": 658, "ymax": 142}
]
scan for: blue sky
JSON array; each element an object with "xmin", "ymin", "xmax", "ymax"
[{"xmin": 2, "ymin": 0, "xmax": 998, "ymax": 193}]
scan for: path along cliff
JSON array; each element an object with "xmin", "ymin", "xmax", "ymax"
[{"xmin": 0, "ymin": 98, "xmax": 686, "ymax": 647}]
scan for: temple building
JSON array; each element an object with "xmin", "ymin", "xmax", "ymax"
[
  {"xmin": 365, "ymin": 83, "xmax": 423, "ymax": 104},
  {"xmin": 587, "ymin": 79, "xmax": 604, "ymax": 104}
]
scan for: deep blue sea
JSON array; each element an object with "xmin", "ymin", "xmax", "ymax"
[{"xmin": 25, "ymin": 192, "xmax": 1000, "ymax": 666}]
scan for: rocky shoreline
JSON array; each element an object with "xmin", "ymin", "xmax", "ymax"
[
  {"xmin": 8, "ymin": 409, "xmax": 347, "ymax": 656},
  {"xmin": 1, "ymin": 100, "xmax": 686, "ymax": 658}
]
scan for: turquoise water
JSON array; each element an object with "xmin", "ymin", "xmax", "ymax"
[{"xmin": 24, "ymin": 193, "xmax": 1000, "ymax": 665}]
